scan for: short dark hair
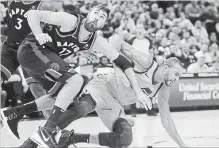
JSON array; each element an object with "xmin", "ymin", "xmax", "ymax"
[{"xmin": 93, "ymin": 4, "xmax": 110, "ymax": 19}]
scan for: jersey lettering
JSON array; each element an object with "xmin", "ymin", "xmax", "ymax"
[
  {"xmin": 42, "ymin": 15, "xmax": 96, "ymax": 59},
  {"xmin": 6, "ymin": 0, "xmax": 42, "ymax": 47},
  {"xmin": 15, "ymin": 18, "xmax": 23, "ymax": 30}
]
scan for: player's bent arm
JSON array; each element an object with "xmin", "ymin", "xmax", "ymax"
[
  {"xmin": 27, "ymin": 10, "xmax": 77, "ymax": 36},
  {"xmin": 158, "ymin": 86, "xmax": 187, "ymax": 148},
  {"xmin": 111, "ymin": 34, "xmax": 153, "ymax": 69},
  {"xmin": 93, "ymin": 36, "xmax": 143, "ymax": 95},
  {"xmin": 122, "ymin": 41, "xmax": 154, "ymax": 69}
]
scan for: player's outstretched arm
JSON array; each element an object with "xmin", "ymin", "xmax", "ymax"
[
  {"xmin": 158, "ymin": 86, "xmax": 187, "ymax": 148},
  {"xmin": 26, "ymin": 10, "xmax": 77, "ymax": 41},
  {"xmin": 93, "ymin": 36, "xmax": 152, "ymax": 110}
]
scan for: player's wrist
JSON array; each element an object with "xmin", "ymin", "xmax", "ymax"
[{"xmin": 34, "ymin": 32, "xmax": 44, "ymax": 37}]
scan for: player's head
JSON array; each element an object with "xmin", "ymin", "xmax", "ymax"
[
  {"xmin": 161, "ymin": 57, "xmax": 184, "ymax": 86},
  {"xmin": 85, "ymin": 4, "xmax": 110, "ymax": 32}
]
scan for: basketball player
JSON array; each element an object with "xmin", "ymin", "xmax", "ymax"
[
  {"xmin": 20, "ymin": 35, "xmax": 187, "ymax": 148},
  {"xmin": 0, "ymin": 0, "xmax": 54, "ymax": 127},
  {"xmin": 56, "ymin": 35, "xmax": 187, "ymax": 148},
  {"xmin": 1, "ymin": 5, "xmax": 151, "ymax": 147}
]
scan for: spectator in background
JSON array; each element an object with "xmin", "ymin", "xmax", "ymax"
[
  {"xmin": 176, "ymin": 12, "xmax": 193, "ymax": 30},
  {"xmin": 209, "ymin": 32, "xmax": 218, "ymax": 45},
  {"xmin": 191, "ymin": 20, "xmax": 208, "ymax": 42},
  {"xmin": 118, "ymin": 9, "xmax": 136, "ymax": 34},
  {"xmin": 62, "ymin": 0, "xmax": 80, "ymax": 15},
  {"xmin": 187, "ymin": 51, "xmax": 209, "ymax": 73},
  {"xmin": 153, "ymin": 31, "xmax": 164, "ymax": 48},
  {"xmin": 149, "ymin": 3, "xmax": 160, "ymax": 27},
  {"xmin": 185, "ymin": 1, "xmax": 201, "ymax": 24},
  {"xmin": 206, "ymin": 43, "xmax": 219, "ymax": 65},
  {"xmin": 79, "ymin": 1, "xmax": 93, "ymax": 16},
  {"xmin": 210, "ymin": 60, "xmax": 219, "ymax": 72},
  {"xmin": 0, "ymin": 3, "xmax": 7, "ymax": 24},
  {"xmin": 200, "ymin": 2, "xmax": 219, "ymax": 34},
  {"xmin": 93, "ymin": 56, "xmax": 113, "ymax": 72},
  {"xmin": 1, "ymin": 2, "xmax": 8, "ymax": 43},
  {"xmin": 131, "ymin": 24, "xmax": 152, "ymax": 55}
]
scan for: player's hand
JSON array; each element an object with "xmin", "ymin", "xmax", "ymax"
[
  {"xmin": 137, "ymin": 92, "xmax": 152, "ymax": 110},
  {"xmin": 35, "ymin": 33, "xmax": 52, "ymax": 45}
]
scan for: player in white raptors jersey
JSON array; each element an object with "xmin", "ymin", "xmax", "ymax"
[{"xmin": 20, "ymin": 34, "xmax": 187, "ymax": 148}]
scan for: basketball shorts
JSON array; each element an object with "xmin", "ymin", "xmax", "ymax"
[
  {"xmin": 17, "ymin": 39, "xmax": 77, "ymax": 97},
  {"xmin": 82, "ymin": 76, "xmax": 136, "ymax": 131}
]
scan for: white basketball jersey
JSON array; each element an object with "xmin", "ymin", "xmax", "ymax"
[
  {"xmin": 133, "ymin": 61, "xmax": 164, "ymax": 98},
  {"xmin": 107, "ymin": 60, "xmax": 163, "ymax": 105}
]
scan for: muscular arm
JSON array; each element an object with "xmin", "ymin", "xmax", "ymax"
[
  {"xmin": 92, "ymin": 36, "xmax": 143, "ymax": 96},
  {"xmin": 109, "ymin": 35, "xmax": 153, "ymax": 70},
  {"xmin": 27, "ymin": 7, "xmax": 77, "ymax": 37},
  {"xmin": 158, "ymin": 86, "xmax": 186, "ymax": 147}
]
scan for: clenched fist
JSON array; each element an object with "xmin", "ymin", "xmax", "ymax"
[{"xmin": 35, "ymin": 33, "xmax": 52, "ymax": 45}]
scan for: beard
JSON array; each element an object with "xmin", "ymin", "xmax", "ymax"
[{"xmin": 84, "ymin": 19, "xmax": 98, "ymax": 32}]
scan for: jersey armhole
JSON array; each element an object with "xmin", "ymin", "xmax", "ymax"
[{"xmin": 153, "ymin": 83, "xmax": 164, "ymax": 97}]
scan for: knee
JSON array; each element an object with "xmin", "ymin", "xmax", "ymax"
[
  {"xmin": 114, "ymin": 118, "xmax": 133, "ymax": 147},
  {"xmin": 68, "ymin": 74, "xmax": 84, "ymax": 86},
  {"xmin": 29, "ymin": 82, "xmax": 46, "ymax": 98}
]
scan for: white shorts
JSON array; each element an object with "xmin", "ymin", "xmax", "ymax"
[{"xmin": 82, "ymin": 76, "xmax": 136, "ymax": 131}]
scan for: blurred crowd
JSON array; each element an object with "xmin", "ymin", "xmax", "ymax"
[
  {"xmin": 1, "ymin": 1, "xmax": 219, "ymax": 114},
  {"xmin": 100, "ymin": 0, "xmax": 219, "ymax": 73}
]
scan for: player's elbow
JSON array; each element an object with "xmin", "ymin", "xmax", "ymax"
[{"xmin": 113, "ymin": 55, "xmax": 132, "ymax": 71}]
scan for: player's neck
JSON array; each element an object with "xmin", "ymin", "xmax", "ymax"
[
  {"xmin": 154, "ymin": 66, "xmax": 164, "ymax": 84},
  {"xmin": 79, "ymin": 20, "xmax": 93, "ymax": 41}
]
